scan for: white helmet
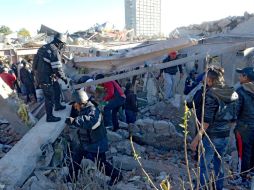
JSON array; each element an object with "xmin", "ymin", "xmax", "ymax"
[{"xmin": 72, "ymin": 90, "xmax": 89, "ymax": 104}]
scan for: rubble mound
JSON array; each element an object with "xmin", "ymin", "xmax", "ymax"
[{"xmin": 169, "ymin": 12, "xmax": 254, "ymax": 38}]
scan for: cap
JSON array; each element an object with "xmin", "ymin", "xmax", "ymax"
[
  {"xmin": 95, "ymin": 74, "xmax": 105, "ymax": 80},
  {"xmin": 236, "ymin": 67, "xmax": 254, "ymax": 81},
  {"xmin": 54, "ymin": 33, "xmax": 67, "ymax": 44},
  {"xmin": 72, "ymin": 90, "xmax": 89, "ymax": 104}
]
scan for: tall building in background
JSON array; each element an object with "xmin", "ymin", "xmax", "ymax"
[{"xmin": 125, "ymin": 0, "xmax": 161, "ymax": 36}]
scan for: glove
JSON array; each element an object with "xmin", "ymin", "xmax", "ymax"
[
  {"xmin": 65, "ymin": 117, "xmax": 74, "ymax": 125},
  {"xmin": 62, "ymin": 78, "xmax": 68, "ymax": 85}
]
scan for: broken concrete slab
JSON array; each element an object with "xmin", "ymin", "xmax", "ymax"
[
  {"xmin": 153, "ymin": 120, "xmax": 170, "ymax": 134},
  {"xmin": 115, "ymin": 140, "xmax": 146, "ymax": 156},
  {"xmin": 135, "ymin": 118, "xmax": 154, "ymax": 133},
  {"xmin": 230, "ymin": 16, "xmax": 254, "ymax": 35},
  {"xmin": 113, "ymin": 155, "xmax": 174, "ymax": 174},
  {"xmin": 74, "ymin": 38, "xmax": 198, "ymax": 71},
  {"xmin": 115, "ymin": 182, "xmax": 140, "ymax": 190},
  {"xmin": 0, "ymin": 105, "xmax": 71, "ymax": 187},
  {"xmin": 116, "ymin": 129, "xmax": 129, "ymax": 139},
  {"xmin": 107, "ymin": 130, "xmax": 123, "ymax": 143}
]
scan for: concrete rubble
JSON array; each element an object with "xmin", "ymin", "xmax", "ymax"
[
  {"xmin": 1, "ymin": 12, "xmax": 254, "ymax": 190},
  {"xmin": 169, "ymin": 12, "xmax": 254, "ymax": 38}
]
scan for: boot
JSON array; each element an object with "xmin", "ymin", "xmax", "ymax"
[
  {"xmin": 54, "ymin": 104, "xmax": 66, "ymax": 111},
  {"xmin": 46, "ymin": 115, "xmax": 61, "ymax": 122}
]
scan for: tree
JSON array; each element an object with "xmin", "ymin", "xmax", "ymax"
[
  {"xmin": 0, "ymin": 25, "xmax": 12, "ymax": 35},
  {"xmin": 18, "ymin": 28, "xmax": 30, "ymax": 37}
]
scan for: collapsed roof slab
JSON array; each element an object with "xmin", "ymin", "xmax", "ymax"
[
  {"xmin": 73, "ymin": 38, "xmax": 198, "ymax": 71},
  {"xmin": 0, "ymin": 105, "xmax": 71, "ymax": 188},
  {"xmin": 74, "ymin": 40, "xmax": 254, "ymax": 89},
  {"xmin": 0, "ymin": 48, "xmax": 39, "ymax": 57}
]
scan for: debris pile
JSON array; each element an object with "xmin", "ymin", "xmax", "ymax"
[
  {"xmin": 170, "ymin": 12, "xmax": 254, "ymax": 38},
  {"xmin": 1, "ymin": 12, "xmax": 254, "ymax": 190}
]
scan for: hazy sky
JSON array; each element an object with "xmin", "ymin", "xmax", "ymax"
[{"xmin": 1, "ymin": 0, "xmax": 254, "ymax": 35}]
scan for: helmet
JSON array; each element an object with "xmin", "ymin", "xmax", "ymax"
[
  {"xmin": 72, "ymin": 90, "xmax": 89, "ymax": 104},
  {"xmin": 54, "ymin": 33, "xmax": 67, "ymax": 44}
]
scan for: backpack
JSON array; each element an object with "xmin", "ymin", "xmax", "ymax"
[{"xmin": 214, "ymin": 97, "xmax": 237, "ymax": 122}]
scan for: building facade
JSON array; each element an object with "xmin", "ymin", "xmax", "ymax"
[{"xmin": 125, "ymin": 0, "xmax": 161, "ymax": 37}]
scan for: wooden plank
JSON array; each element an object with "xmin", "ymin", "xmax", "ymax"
[
  {"xmin": 73, "ymin": 38, "xmax": 198, "ymax": 70},
  {"xmin": 0, "ymin": 105, "xmax": 71, "ymax": 187},
  {"xmin": 74, "ymin": 40, "xmax": 254, "ymax": 89}
]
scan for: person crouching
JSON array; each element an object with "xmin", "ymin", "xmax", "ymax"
[{"xmin": 65, "ymin": 90, "xmax": 122, "ymax": 185}]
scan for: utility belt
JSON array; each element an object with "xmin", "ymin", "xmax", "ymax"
[
  {"xmin": 39, "ymin": 75, "xmax": 58, "ymax": 87},
  {"xmin": 39, "ymin": 83, "xmax": 52, "ymax": 88},
  {"xmin": 50, "ymin": 74, "xmax": 58, "ymax": 82}
]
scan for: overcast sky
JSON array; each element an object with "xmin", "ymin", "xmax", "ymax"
[{"xmin": 1, "ymin": 0, "xmax": 254, "ymax": 35}]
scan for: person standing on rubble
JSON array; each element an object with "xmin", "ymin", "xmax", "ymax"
[
  {"xmin": 20, "ymin": 60, "xmax": 37, "ymax": 103},
  {"xmin": 124, "ymin": 82, "xmax": 138, "ymax": 124},
  {"xmin": 95, "ymin": 74, "xmax": 126, "ymax": 131},
  {"xmin": 65, "ymin": 90, "xmax": 122, "ymax": 185},
  {"xmin": 229, "ymin": 67, "xmax": 254, "ymax": 188},
  {"xmin": 33, "ymin": 33, "xmax": 68, "ymax": 122},
  {"xmin": 190, "ymin": 66, "xmax": 238, "ymax": 190},
  {"xmin": 157, "ymin": 51, "xmax": 184, "ymax": 100}
]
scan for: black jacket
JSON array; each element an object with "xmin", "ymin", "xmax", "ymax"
[
  {"xmin": 160, "ymin": 55, "xmax": 183, "ymax": 75},
  {"xmin": 186, "ymin": 84, "xmax": 204, "ymax": 122},
  {"xmin": 204, "ymin": 85, "xmax": 238, "ymax": 138},
  {"xmin": 236, "ymin": 82, "xmax": 254, "ymax": 127},
  {"xmin": 33, "ymin": 40, "xmax": 66, "ymax": 85},
  {"xmin": 124, "ymin": 89, "xmax": 138, "ymax": 112},
  {"xmin": 184, "ymin": 76, "xmax": 198, "ymax": 95},
  {"xmin": 20, "ymin": 67, "xmax": 34, "ymax": 86},
  {"xmin": 72, "ymin": 101, "xmax": 108, "ymax": 153}
]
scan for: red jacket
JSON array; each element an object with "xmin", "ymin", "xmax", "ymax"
[
  {"xmin": 102, "ymin": 81, "xmax": 125, "ymax": 101},
  {"xmin": 0, "ymin": 72, "xmax": 16, "ymax": 89}
]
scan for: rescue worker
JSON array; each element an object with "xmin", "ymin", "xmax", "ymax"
[
  {"xmin": 33, "ymin": 33, "xmax": 68, "ymax": 122},
  {"xmin": 157, "ymin": 51, "xmax": 184, "ymax": 100},
  {"xmin": 65, "ymin": 90, "xmax": 122, "ymax": 185},
  {"xmin": 230, "ymin": 67, "xmax": 254, "ymax": 188}
]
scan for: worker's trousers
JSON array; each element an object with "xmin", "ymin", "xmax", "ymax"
[
  {"xmin": 52, "ymin": 80, "xmax": 62, "ymax": 108},
  {"xmin": 41, "ymin": 82, "xmax": 61, "ymax": 117},
  {"xmin": 41, "ymin": 84, "xmax": 54, "ymax": 117},
  {"xmin": 163, "ymin": 72, "xmax": 175, "ymax": 99}
]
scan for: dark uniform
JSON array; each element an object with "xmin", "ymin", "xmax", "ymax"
[
  {"xmin": 33, "ymin": 33, "xmax": 67, "ymax": 122},
  {"xmin": 65, "ymin": 90, "xmax": 122, "ymax": 185}
]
